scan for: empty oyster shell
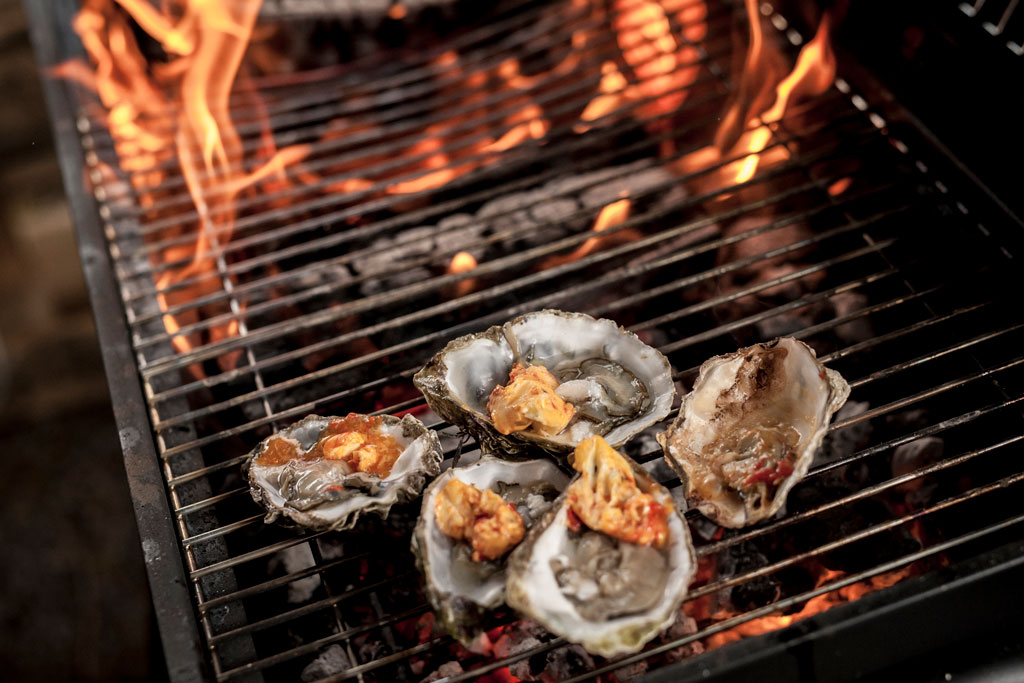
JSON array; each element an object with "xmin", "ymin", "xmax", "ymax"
[
  {"xmin": 657, "ymin": 337, "xmax": 850, "ymax": 528},
  {"xmin": 412, "ymin": 456, "xmax": 569, "ymax": 645},
  {"xmin": 245, "ymin": 414, "xmax": 443, "ymax": 531},
  {"xmin": 505, "ymin": 437, "xmax": 696, "ymax": 657},
  {"xmin": 414, "ymin": 310, "xmax": 675, "ymax": 457}
]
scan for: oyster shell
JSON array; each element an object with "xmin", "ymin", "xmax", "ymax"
[
  {"xmin": 414, "ymin": 310, "xmax": 675, "ymax": 457},
  {"xmin": 246, "ymin": 413, "xmax": 443, "ymax": 531},
  {"xmin": 505, "ymin": 437, "xmax": 696, "ymax": 657},
  {"xmin": 657, "ymin": 337, "xmax": 850, "ymax": 528},
  {"xmin": 412, "ymin": 456, "xmax": 569, "ymax": 645}
]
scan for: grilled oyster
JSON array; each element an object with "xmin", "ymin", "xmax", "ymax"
[
  {"xmin": 412, "ymin": 456, "xmax": 569, "ymax": 645},
  {"xmin": 658, "ymin": 337, "xmax": 850, "ymax": 528},
  {"xmin": 414, "ymin": 310, "xmax": 674, "ymax": 457},
  {"xmin": 246, "ymin": 413, "xmax": 442, "ymax": 531},
  {"xmin": 505, "ymin": 436, "xmax": 696, "ymax": 657}
]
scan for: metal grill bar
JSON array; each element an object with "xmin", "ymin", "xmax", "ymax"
[{"xmin": 139, "ymin": 129, "xmax": 878, "ymax": 379}]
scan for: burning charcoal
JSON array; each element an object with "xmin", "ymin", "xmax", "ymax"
[
  {"xmin": 579, "ymin": 167, "xmax": 672, "ymax": 209},
  {"xmin": 300, "ymin": 644, "xmax": 350, "ymax": 682},
  {"xmin": 434, "ymin": 215, "xmax": 487, "ymax": 259},
  {"xmin": 689, "ymin": 515, "xmax": 720, "ymax": 542},
  {"xmin": 831, "ymin": 291, "xmax": 873, "ymax": 344},
  {"xmin": 542, "ymin": 162, "xmax": 642, "ymax": 198},
  {"xmin": 661, "ymin": 614, "xmax": 704, "ymax": 663},
  {"xmin": 356, "ymin": 633, "xmax": 389, "ymax": 662},
  {"xmin": 642, "ymin": 457, "xmax": 678, "ymax": 487},
  {"xmin": 891, "ymin": 437, "xmax": 944, "ymax": 508},
  {"xmin": 714, "ymin": 544, "xmax": 781, "ymax": 613},
  {"xmin": 529, "ymin": 197, "xmax": 579, "ymax": 224},
  {"xmin": 420, "ymin": 660, "xmax": 464, "ymax": 682},
  {"xmin": 817, "ymin": 401, "xmax": 873, "ymax": 471},
  {"xmin": 267, "ymin": 543, "xmax": 321, "ymax": 604},
  {"xmin": 531, "ymin": 644, "xmax": 595, "ymax": 682},
  {"xmin": 613, "ymin": 659, "xmax": 649, "ymax": 681},
  {"xmin": 622, "ymin": 430, "xmax": 660, "ymax": 460}
]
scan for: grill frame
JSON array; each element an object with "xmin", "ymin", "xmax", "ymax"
[{"xmin": 24, "ymin": 0, "xmax": 1024, "ymax": 681}]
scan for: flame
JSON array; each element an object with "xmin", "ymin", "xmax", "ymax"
[
  {"xmin": 64, "ymin": 0, "xmax": 314, "ymax": 374},
  {"xmin": 447, "ymin": 251, "xmax": 479, "ymax": 298},
  {"xmin": 540, "ymin": 198, "xmax": 636, "ymax": 271},
  {"xmin": 827, "ymin": 177, "xmax": 853, "ymax": 196},
  {"xmin": 578, "ymin": 0, "xmax": 708, "ymax": 132},
  {"xmin": 677, "ymin": 5, "xmax": 836, "ymax": 188},
  {"xmin": 705, "ymin": 564, "xmax": 916, "ymax": 650}
]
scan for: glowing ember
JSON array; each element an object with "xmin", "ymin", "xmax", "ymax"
[
  {"xmin": 540, "ymin": 198, "xmax": 635, "ymax": 270},
  {"xmin": 703, "ymin": 564, "xmax": 917, "ymax": 650},
  {"xmin": 447, "ymin": 251, "xmax": 479, "ymax": 298},
  {"xmin": 827, "ymin": 177, "xmax": 854, "ymax": 196}
]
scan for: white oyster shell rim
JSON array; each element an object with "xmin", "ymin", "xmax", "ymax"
[
  {"xmin": 416, "ymin": 456, "xmax": 571, "ymax": 610},
  {"xmin": 505, "ymin": 462, "xmax": 697, "ymax": 657},
  {"xmin": 247, "ymin": 413, "xmax": 442, "ymax": 530},
  {"xmin": 661, "ymin": 337, "xmax": 851, "ymax": 528},
  {"xmin": 435, "ymin": 310, "xmax": 675, "ymax": 450}
]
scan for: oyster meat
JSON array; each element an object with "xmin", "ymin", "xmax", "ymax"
[
  {"xmin": 505, "ymin": 436, "xmax": 696, "ymax": 657},
  {"xmin": 246, "ymin": 413, "xmax": 443, "ymax": 531},
  {"xmin": 413, "ymin": 456, "xmax": 569, "ymax": 645},
  {"xmin": 658, "ymin": 337, "xmax": 850, "ymax": 528},
  {"xmin": 414, "ymin": 310, "xmax": 675, "ymax": 457}
]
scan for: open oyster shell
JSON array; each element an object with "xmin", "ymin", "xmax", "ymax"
[
  {"xmin": 412, "ymin": 456, "xmax": 569, "ymax": 646},
  {"xmin": 414, "ymin": 310, "xmax": 675, "ymax": 457},
  {"xmin": 505, "ymin": 448, "xmax": 696, "ymax": 657},
  {"xmin": 245, "ymin": 414, "xmax": 443, "ymax": 531},
  {"xmin": 658, "ymin": 337, "xmax": 850, "ymax": 528}
]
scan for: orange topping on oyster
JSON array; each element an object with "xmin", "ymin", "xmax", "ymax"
[
  {"xmin": 566, "ymin": 436, "xmax": 670, "ymax": 548},
  {"xmin": 487, "ymin": 363, "xmax": 575, "ymax": 436},
  {"xmin": 253, "ymin": 413, "xmax": 403, "ymax": 478},
  {"xmin": 435, "ymin": 478, "xmax": 526, "ymax": 562}
]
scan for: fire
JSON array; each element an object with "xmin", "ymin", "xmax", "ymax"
[
  {"xmin": 64, "ymin": 0, "xmax": 313, "ymax": 375},
  {"xmin": 578, "ymin": 0, "xmax": 708, "ymax": 132},
  {"xmin": 447, "ymin": 251, "xmax": 479, "ymax": 298},
  {"xmin": 678, "ymin": 3, "xmax": 836, "ymax": 188},
  {"xmin": 704, "ymin": 564, "xmax": 916, "ymax": 650},
  {"xmin": 540, "ymin": 198, "xmax": 635, "ymax": 270}
]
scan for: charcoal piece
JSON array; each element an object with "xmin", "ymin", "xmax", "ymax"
[
  {"xmin": 300, "ymin": 644, "xmax": 350, "ymax": 682},
  {"xmin": 806, "ymin": 497, "xmax": 921, "ymax": 573},
  {"xmin": 892, "ymin": 437, "xmax": 945, "ymax": 509},
  {"xmin": 542, "ymin": 163, "xmax": 642, "ymax": 198},
  {"xmin": 661, "ymin": 614, "xmax": 704, "ymax": 662},
  {"xmin": 266, "ymin": 543, "xmax": 321, "ymax": 604},
  {"xmin": 614, "ymin": 659, "xmax": 650, "ymax": 681},
  {"xmin": 579, "ymin": 167, "xmax": 673, "ymax": 209},
  {"xmin": 831, "ymin": 291, "xmax": 873, "ymax": 344},
  {"xmin": 689, "ymin": 514, "xmax": 720, "ymax": 541},
  {"xmin": 714, "ymin": 544, "xmax": 781, "ymax": 613},
  {"xmin": 817, "ymin": 401, "xmax": 873, "ymax": 469},
  {"xmin": 359, "ymin": 266, "xmax": 432, "ymax": 296},
  {"xmin": 529, "ymin": 197, "xmax": 579, "ymax": 224},
  {"xmin": 289, "ymin": 263, "xmax": 355, "ymax": 292},
  {"xmin": 420, "ymin": 660, "xmax": 463, "ymax": 682},
  {"xmin": 434, "ymin": 222, "xmax": 487, "ymax": 259}
]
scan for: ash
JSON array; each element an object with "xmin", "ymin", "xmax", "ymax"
[
  {"xmin": 420, "ymin": 660, "xmax": 463, "ymax": 682},
  {"xmin": 267, "ymin": 543, "xmax": 321, "ymax": 604},
  {"xmin": 300, "ymin": 644, "xmax": 350, "ymax": 682}
]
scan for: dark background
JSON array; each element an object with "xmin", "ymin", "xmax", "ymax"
[{"xmin": 0, "ymin": 0, "xmax": 153, "ymax": 679}]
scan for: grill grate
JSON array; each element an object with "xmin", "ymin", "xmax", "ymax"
[{"xmin": 27, "ymin": 0, "xmax": 1024, "ymax": 680}]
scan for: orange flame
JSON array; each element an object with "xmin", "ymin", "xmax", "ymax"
[
  {"xmin": 447, "ymin": 251, "xmax": 479, "ymax": 298},
  {"xmin": 579, "ymin": 0, "xmax": 708, "ymax": 132},
  {"xmin": 64, "ymin": 0, "xmax": 313, "ymax": 374},
  {"xmin": 705, "ymin": 564, "xmax": 915, "ymax": 650},
  {"xmin": 678, "ymin": 6, "xmax": 835, "ymax": 188}
]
